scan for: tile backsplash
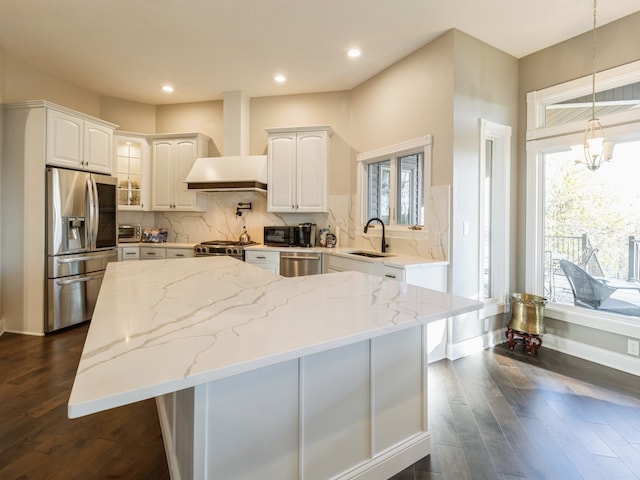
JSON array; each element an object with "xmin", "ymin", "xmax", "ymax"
[{"xmin": 119, "ymin": 185, "xmax": 450, "ymax": 261}]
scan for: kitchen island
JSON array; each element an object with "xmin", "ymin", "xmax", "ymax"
[{"xmin": 68, "ymin": 256, "xmax": 480, "ymax": 480}]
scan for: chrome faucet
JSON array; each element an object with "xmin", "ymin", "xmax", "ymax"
[{"xmin": 364, "ymin": 217, "xmax": 388, "ymax": 253}]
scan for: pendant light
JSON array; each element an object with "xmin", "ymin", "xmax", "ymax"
[{"xmin": 578, "ymin": 0, "xmax": 608, "ymax": 171}]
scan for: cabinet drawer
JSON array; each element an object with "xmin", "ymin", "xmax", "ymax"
[
  {"xmin": 382, "ymin": 265, "xmax": 405, "ymax": 282},
  {"xmin": 245, "ymin": 250, "xmax": 280, "ymax": 263},
  {"xmin": 166, "ymin": 248, "xmax": 194, "ymax": 259},
  {"xmin": 120, "ymin": 246, "xmax": 140, "ymax": 261},
  {"xmin": 140, "ymin": 247, "xmax": 166, "ymax": 260}
]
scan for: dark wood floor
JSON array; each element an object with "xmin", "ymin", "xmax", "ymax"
[{"xmin": 1, "ymin": 324, "xmax": 639, "ymax": 480}]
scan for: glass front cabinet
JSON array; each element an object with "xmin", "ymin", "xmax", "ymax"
[{"xmin": 115, "ymin": 133, "xmax": 150, "ymax": 210}]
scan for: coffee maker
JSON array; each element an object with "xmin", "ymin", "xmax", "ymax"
[{"xmin": 297, "ymin": 223, "xmax": 317, "ymax": 247}]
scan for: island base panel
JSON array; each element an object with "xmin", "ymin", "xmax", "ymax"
[{"xmin": 157, "ymin": 325, "xmax": 430, "ymax": 479}]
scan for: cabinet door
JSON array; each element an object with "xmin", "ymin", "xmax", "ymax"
[
  {"xmin": 173, "ymin": 139, "xmax": 199, "ymax": 210},
  {"xmin": 46, "ymin": 110, "xmax": 83, "ymax": 168},
  {"xmin": 116, "ymin": 135, "xmax": 149, "ymax": 210},
  {"xmin": 267, "ymin": 133, "xmax": 297, "ymax": 212},
  {"xmin": 296, "ymin": 131, "xmax": 327, "ymax": 212},
  {"xmin": 84, "ymin": 121, "xmax": 113, "ymax": 174},
  {"xmin": 152, "ymin": 140, "xmax": 174, "ymax": 210}
]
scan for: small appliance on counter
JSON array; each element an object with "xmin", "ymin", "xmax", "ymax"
[
  {"xmin": 263, "ymin": 224, "xmax": 317, "ymax": 247},
  {"xmin": 141, "ymin": 227, "xmax": 168, "ymax": 243},
  {"xmin": 118, "ymin": 223, "xmax": 142, "ymax": 243},
  {"xmin": 297, "ymin": 223, "xmax": 316, "ymax": 247}
]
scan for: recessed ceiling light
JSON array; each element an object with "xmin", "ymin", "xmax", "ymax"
[
  {"xmin": 162, "ymin": 85, "xmax": 174, "ymax": 93},
  {"xmin": 348, "ymin": 48, "xmax": 361, "ymax": 58},
  {"xmin": 274, "ymin": 74, "xmax": 286, "ymax": 83}
]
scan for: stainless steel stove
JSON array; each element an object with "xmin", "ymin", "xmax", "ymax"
[{"xmin": 194, "ymin": 240, "xmax": 258, "ymax": 260}]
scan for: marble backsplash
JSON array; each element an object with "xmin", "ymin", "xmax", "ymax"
[{"xmin": 118, "ymin": 185, "xmax": 450, "ymax": 261}]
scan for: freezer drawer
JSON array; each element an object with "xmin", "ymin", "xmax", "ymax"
[
  {"xmin": 46, "ymin": 271, "xmax": 105, "ymax": 332},
  {"xmin": 47, "ymin": 250, "xmax": 117, "ymax": 278}
]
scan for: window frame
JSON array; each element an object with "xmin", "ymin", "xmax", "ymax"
[
  {"xmin": 526, "ymin": 60, "xmax": 640, "ymax": 337},
  {"xmin": 357, "ymin": 135, "xmax": 432, "ymax": 233},
  {"xmin": 479, "ymin": 120, "xmax": 511, "ymax": 315}
]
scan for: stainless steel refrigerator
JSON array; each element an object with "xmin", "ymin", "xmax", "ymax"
[{"xmin": 46, "ymin": 167, "xmax": 118, "ymax": 333}]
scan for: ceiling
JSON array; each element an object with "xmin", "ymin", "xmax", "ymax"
[{"xmin": 0, "ymin": 0, "xmax": 638, "ymax": 105}]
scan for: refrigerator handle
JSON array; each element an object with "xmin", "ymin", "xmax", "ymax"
[{"xmin": 86, "ymin": 177, "xmax": 97, "ymax": 250}]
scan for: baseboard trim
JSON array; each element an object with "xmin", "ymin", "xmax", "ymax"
[
  {"xmin": 543, "ymin": 333, "xmax": 640, "ymax": 376},
  {"xmin": 445, "ymin": 328, "xmax": 505, "ymax": 362}
]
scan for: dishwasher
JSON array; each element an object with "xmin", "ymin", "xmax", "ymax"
[{"xmin": 279, "ymin": 251, "xmax": 323, "ymax": 277}]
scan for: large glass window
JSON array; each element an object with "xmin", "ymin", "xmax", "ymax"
[
  {"xmin": 543, "ymin": 140, "xmax": 640, "ymax": 315},
  {"xmin": 527, "ymin": 60, "xmax": 640, "ymax": 322}
]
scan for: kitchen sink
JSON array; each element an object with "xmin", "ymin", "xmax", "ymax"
[{"xmin": 345, "ymin": 251, "xmax": 394, "ymax": 258}]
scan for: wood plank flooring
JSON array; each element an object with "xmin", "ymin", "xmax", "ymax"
[{"xmin": 1, "ymin": 324, "xmax": 639, "ymax": 479}]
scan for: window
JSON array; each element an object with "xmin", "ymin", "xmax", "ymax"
[
  {"xmin": 480, "ymin": 120, "xmax": 511, "ymax": 307},
  {"xmin": 358, "ymin": 136, "xmax": 431, "ymax": 228},
  {"xmin": 526, "ymin": 60, "xmax": 640, "ymax": 326}
]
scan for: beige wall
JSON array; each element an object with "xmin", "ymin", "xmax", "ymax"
[
  {"xmin": 156, "ymin": 101, "xmax": 222, "ymax": 156},
  {"xmin": 4, "ymin": 54, "xmax": 101, "ymax": 116},
  {"xmin": 101, "ymin": 96, "xmax": 156, "ymax": 134},
  {"xmin": 350, "ymin": 32, "xmax": 455, "ymax": 187}
]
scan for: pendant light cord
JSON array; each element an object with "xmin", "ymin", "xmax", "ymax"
[{"xmin": 591, "ymin": 0, "xmax": 597, "ymax": 121}]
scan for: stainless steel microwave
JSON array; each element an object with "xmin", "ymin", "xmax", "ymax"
[{"xmin": 118, "ymin": 224, "xmax": 142, "ymax": 243}]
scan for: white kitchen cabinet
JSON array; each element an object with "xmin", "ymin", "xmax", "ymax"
[
  {"xmin": 326, "ymin": 254, "xmax": 447, "ymax": 293},
  {"xmin": 115, "ymin": 133, "xmax": 150, "ymax": 210},
  {"xmin": 166, "ymin": 247, "xmax": 195, "ymax": 259},
  {"xmin": 325, "ymin": 254, "xmax": 372, "ymax": 274},
  {"xmin": 47, "ymin": 108, "xmax": 115, "ymax": 174},
  {"xmin": 140, "ymin": 246, "xmax": 167, "ymax": 260},
  {"xmin": 245, "ymin": 250, "xmax": 280, "ymax": 274},
  {"xmin": 118, "ymin": 246, "xmax": 140, "ymax": 261},
  {"xmin": 266, "ymin": 126, "xmax": 332, "ymax": 213},
  {"xmin": 151, "ymin": 133, "xmax": 209, "ymax": 211}
]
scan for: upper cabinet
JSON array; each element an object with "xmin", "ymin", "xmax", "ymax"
[
  {"xmin": 266, "ymin": 126, "xmax": 332, "ymax": 213},
  {"xmin": 151, "ymin": 133, "xmax": 209, "ymax": 211},
  {"xmin": 115, "ymin": 133, "xmax": 150, "ymax": 211},
  {"xmin": 46, "ymin": 108, "xmax": 115, "ymax": 174}
]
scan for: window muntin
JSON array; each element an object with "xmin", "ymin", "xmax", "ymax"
[{"xmin": 367, "ymin": 160, "xmax": 390, "ymax": 224}]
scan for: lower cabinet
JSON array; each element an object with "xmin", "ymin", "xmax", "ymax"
[
  {"xmin": 120, "ymin": 245, "xmax": 195, "ymax": 261},
  {"xmin": 166, "ymin": 248, "xmax": 195, "ymax": 259},
  {"xmin": 325, "ymin": 255, "xmax": 372, "ymax": 274},
  {"xmin": 245, "ymin": 250, "xmax": 280, "ymax": 274},
  {"xmin": 326, "ymin": 255, "xmax": 447, "ymax": 293},
  {"xmin": 140, "ymin": 247, "xmax": 167, "ymax": 260},
  {"xmin": 118, "ymin": 246, "xmax": 140, "ymax": 261}
]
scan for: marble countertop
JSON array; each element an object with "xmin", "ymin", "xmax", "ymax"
[
  {"xmin": 245, "ymin": 244, "xmax": 448, "ymax": 268},
  {"xmin": 119, "ymin": 242, "xmax": 196, "ymax": 248},
  {"xmin": 68, "ymin": 257, "xmax": 479, "ymax": 419}
]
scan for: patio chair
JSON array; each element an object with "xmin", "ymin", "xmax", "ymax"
[{"xmin": 559, "ymin": 259, "xmax": 640, "ymax": 316}]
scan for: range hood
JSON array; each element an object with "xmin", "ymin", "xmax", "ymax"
[
  {"xmin": 185, "ymin": 155, "xmax": 267, "ymax": 192},
  {"xmin": 186, "ymin": 91, "xmax": 267, "ymax": 192}
]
